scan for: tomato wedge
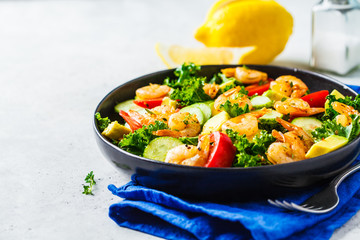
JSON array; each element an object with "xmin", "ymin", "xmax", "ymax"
[
  {"xmin": 133, "ymin": 98, "xmax": 163, "ymax": 109},
  {"xmin": 206, "ymin": 132, "xmax": 236, "ymax": 168},
  {"xmin": 245, "ymin": 79, "xmax": 273, "ymax": 96},
  {"xmin": 301, "ymin": 90, "xmax": 329, "ymax": 108},
  {"xmin": 119, "ymin": 110, "xmax": 142, "ymax": 131}
]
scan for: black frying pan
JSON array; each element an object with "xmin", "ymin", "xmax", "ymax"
[{"xmin": 94, "ymin": 65, "xmax": 360, "ymax": 201}]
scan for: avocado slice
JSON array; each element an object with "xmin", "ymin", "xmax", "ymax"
[
  {"xmin": 305, "ymin": 135, "xmax": 348, "ymax": 158},
  {"xmin": 161, "ymin": 97, "xmax": 178, "ymax": 108},
  {"xmin": 202, "ymin": 111, "xmax": 230, "ymax": 134},
  {"xmin": 205, "ymin": 101, "xmax": 222, "ymax": 116},
  {"xmin": 262, "ymin": 90, "xmax": 288, "ymax": 102},
  {"xmin": 219, "ymin": 80, "xmax": 236, "ymax": 93},
  {"xmin": 102, "ymin": 121, "xmax": 131, "ymax": 140}
]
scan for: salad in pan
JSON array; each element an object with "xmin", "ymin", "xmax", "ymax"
[{"xmin": 96, "ymin": 63, "xmax": 360, "ymax": 168}]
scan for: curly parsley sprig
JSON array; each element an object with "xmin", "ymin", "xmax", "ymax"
[{"xmin": 82, "ymin": 171, "xmax": 96, "ymax": 195}]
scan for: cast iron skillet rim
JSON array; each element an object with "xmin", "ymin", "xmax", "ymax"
[{"xmin": 93, "ymin": 64, "xmax": 360, "ymax": 171}]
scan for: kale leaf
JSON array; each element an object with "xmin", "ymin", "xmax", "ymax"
[
  {"xmin": 311, "ymin": 118, "xmax": 347, "ymax": 142},
  {"xmin": 167, "ymin": 62, "xmax": 201, "ymax": 87},
  {"xmin": 258, "ymin": 121, "xmax": 286, "ymax": 133},
  {"xmin": 221, "ymin": 82, "xmax": 237, "ymax": 93},
  {"xmin": 164, "ymin": 63, "xmax": 211, "ymax": 106},
  {"xmin": 348, "ymin": 115, "xmax": 360, "ymax": 141},
  {"xmin": 226, "ymin": 129, "xmax": 275, "ymax": 167},
  {"xmin": 209, "ymin": 73, "xmax": 236, "ymax": 85},
  {"xmin": 323, "ymin": 94, "xmax": 360, "ymax": 120},
  {"xmin": 252, "ymin": 130, "xmax": 277, "ymax": 156},
  {"xmin": 118, "ymin": 121, "xmax": 168, "ymax": 156},
  {"xmin": 169, "ymin": 77, "xmax": 211, "ymax": 106},
  {"xmin": 164, "ymin": 62, "xmax": 201, "ymax": 88},
  {"xmin": 208, "ymin": 73, "xmax": 238, "ymax": 95},
  {"xmin": 220, "ymin": 100, "xmax": 250, "ymax": 118},
  {"xmin": 311, "ymin": 118, "xmax": 347, "ymax": 141},
  {"xmin": 312, "ymin": 114, "xmax": 360, "ymax": 142},
  {"xmin": 179, "ymin": 136, "xmax": 199, "ymax": 146},
  {"xmin": 95, "ymin": 112, "xmax": 110, "ymax": 132}
]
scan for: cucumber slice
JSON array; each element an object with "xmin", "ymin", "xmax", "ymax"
[
  {"xmin": 179, "ymin": 106, "xmax": 206, "ymax": 125},
  {"xmin": 291, "ymin": 117, "xmax": 323, "ymax": 135},
  {"xmin": 191, "ymin": 103, "xmax": 212, "ymax": 122},
  {"xmin": 251, "ymin": 96, "xmax": 273, "ymax": 109},
  {"xmin": 114, "ymin": 99, "xmax": 142, "ymax": 113},
  {"xmin": 258, "ymin": 110, "xmax": 283, "ymax": 124},
  {"xmin": 143, "ymin": 137, "xmax": 183, "ymax": 162}
]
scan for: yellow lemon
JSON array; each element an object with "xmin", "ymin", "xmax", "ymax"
[
  {"xmin": 194, "ymin": 0, "xmax": 293, "ymax": 64},
  {"xmin": 155, "ymin": 43, "xmax": 254, "ymax": 68}
]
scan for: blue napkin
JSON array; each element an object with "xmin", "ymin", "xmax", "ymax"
[{"xmin": 108, "ymin": 85, "xmax": 360, "ymax": 240}]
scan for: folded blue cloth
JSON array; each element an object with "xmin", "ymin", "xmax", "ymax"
[
  {"xmin": 348, "ymin": 84, "xmax": 360, "ymax": 93},
  {"xmin": 108, "ymin": 85, "xmax": 360, "ymax": 240}
]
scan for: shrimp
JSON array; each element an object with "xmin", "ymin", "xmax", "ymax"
[
  {"xmin": 276, "ymin": 118, "xmax": 314, "ymax": 149},
  {"xmin": 266, "ymin": 118, "xmax": 314, "ymax": 164},
  {"xmin": 221, "ymin": 68, "xmax": 236, "ymax": 78},
  {"xmin": 203, "ymin": 83, "xmax": 220, "ymax": 99},
  {"xmin": 332, "ymin": 101, "xmax": 360, "ymax": 127},
  {"xmin": 267, "ymin": 142, "xmax": 304, "ymax": 164},
  {"xmin": 221, "ymin": 108, "xmax": 270, "ymax": 137},
  {"xmin": 214, "ymin": 86, "xmax": 252, "ymax": 112},
  {"xmin": 153, "ymin": 111, "xmax": 201, "ymax": 137},
  {"xmin": 274, "ymin": 98, "xmax": 325, "ymax": 117},
  {"xmin": 270, "ymin": 75, "xmax": 309, "ymax": 98},
  {"xmin": 127, "ymin": 105, "xmax": 177, "ymax": 126},
  {"xmin": 221, "ymin": 67, "xmax": 268, "ymax": 84},
  {"xmin": 165, "ymin": 134, "xmax": 211, "ymax": 167},
  {"xmin": 135, "ymin": 83, "xmax": 171, "ymax": 100}
]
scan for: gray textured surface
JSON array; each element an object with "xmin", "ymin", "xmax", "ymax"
[{"xmin": 1, "ymin": 0, "xmax": 360, "ymax": 239}]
